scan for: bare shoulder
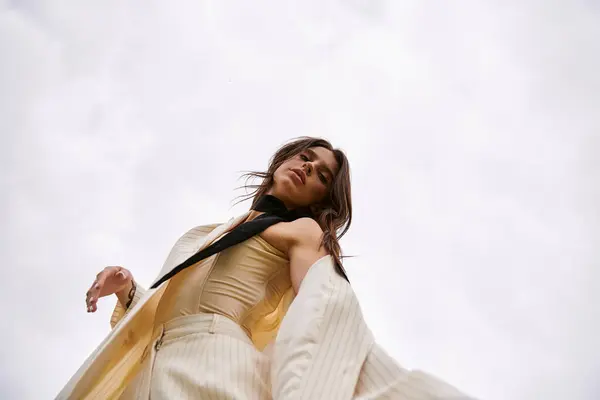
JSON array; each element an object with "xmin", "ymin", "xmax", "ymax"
[
  {"xmin": 287, "ymin": 217, "xmax": 324, "ymax": 246},
  {"xmin": 260, "ymin": 217, "xmax": 323, "ymax": 254}
]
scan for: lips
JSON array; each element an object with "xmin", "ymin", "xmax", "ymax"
[{"xmin": 290, "ymin": 168, "xmax": 306, "ymax": 184}]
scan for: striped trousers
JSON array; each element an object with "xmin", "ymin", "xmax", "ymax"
[{"xmin": 120, "ymin": 313, "xmax": 271, "ymax": 400}]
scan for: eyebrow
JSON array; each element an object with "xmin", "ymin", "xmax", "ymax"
[{"xmin": 305, "ymin": 148, "xmax": 335, "ymax": 181}]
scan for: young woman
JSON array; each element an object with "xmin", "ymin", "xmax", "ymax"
[
  {"xmin": 60, "ymin": 137, "xmax": 471, "ymax": 400},
  {"xmin": 73, "ymin": 137, "xmax": 351, "ymax": 398}
]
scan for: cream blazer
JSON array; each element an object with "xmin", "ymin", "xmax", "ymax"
[{"xmin": 57, "ymin": 215, "xmax": 473, "ymax": 400}]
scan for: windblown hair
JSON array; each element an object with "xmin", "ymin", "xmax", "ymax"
[{"xmin": 238, "ymin": 137, "xmax": 352, "ymax": 268}]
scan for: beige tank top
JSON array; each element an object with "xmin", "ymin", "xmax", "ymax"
[{"xmin": 154, "ymin": 234, "xmax": 292, "ymax": 338}]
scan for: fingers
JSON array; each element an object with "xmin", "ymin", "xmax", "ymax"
[
  {"xmin": 86, "ymin": 268, "xmax": 109, "ymax": 313},
  {"xmin": 86, "ymin": 278, "xmax": 99, "ymax": 313},
  {"xmin": 85, "ymin": 287, "xmax": 93, "ymax": 312}
]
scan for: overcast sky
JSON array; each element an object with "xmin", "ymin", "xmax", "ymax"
[{"xmin": 1, "ymin": 1, "xmax": 599, "ymax": 399}]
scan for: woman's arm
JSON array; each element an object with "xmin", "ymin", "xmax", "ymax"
[
  {"xmin": 84, "ymin": 266, "xmax": 147, "ymax": 328},
  {"xmin": 86, "ymin": 266, "xmax": 134, "ymax": 313},
  {"xmin": 115, "ymin": 280, "xmax": 136, "ymax": 308},
  {"xmin": 279, "ymin": 217, "xmax": 328, "ymax": 293},
  {"xmin": 110, "ymin": 280, "xmax": 147, "ymax": 329}
]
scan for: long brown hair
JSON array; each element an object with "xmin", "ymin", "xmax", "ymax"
[{"xmin": 237, "ymin": 137, "xmax": 352, "ymax": 267}]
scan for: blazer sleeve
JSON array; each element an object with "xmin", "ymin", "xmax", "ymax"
[
  {"xmin": 109, "ymin": 283, "xmax": 147, "ymax": 329},
  {"xmin": 354, "ymin": 343, "xmax": 476, "ymax": 399},
  {"xmin": 108, "ymin": 222, "xmax": 221, "ymax": 330},
  {"xmin": 271, "ymin": 256, "xmax": 375, "ymax": 400}
]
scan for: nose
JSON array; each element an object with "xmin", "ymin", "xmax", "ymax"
[{"xmin": 303, "ymin": 162, "xmax": 312, "ymax": 176}]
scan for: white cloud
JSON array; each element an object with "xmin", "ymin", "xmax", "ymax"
[{"xmin": 1, "ymin": 1, "xmax": 598, "ymax": 399}]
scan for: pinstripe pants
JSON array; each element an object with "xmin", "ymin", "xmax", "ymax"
[{"xmin": 120, "ymin": 313, "xmax": 271, "ymax": 400}]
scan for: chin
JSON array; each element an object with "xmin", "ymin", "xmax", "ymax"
[
  {"xmin": 273, "ymin": 178, "xmax": 304, "ymax": 204},
  {"xmin": 280, "ymin": 178, "xmax": 300, "ymax": 196}
]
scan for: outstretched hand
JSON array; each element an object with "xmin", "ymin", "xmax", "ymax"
[{"xmin": 85, "ymin": 266, "xmax": 133, "ymax": 313}]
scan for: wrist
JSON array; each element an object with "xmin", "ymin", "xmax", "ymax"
[
  {"xmin": 116, "ymin": 278, "xmax": 133, "ymax": 297},
  {"xmin": 124, "ymin": 280, "xmax": 136, "ymax": 309},
  {"xmin": 116, "ymin": 279, "xmax": 135, "ymax": 308}
]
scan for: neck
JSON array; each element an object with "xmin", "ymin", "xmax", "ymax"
[{"xmin": 263, "ymin": 189, "xmax": 295, "ymax": 210}]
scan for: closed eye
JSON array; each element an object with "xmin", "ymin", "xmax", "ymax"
[{"xmin": 318, "ymin": 172, "xmax": 328, "ymax": 185}]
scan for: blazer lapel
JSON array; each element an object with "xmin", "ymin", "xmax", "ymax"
[
  {"xmin": 58, "ymin": 216, "xmax": 251, "ymax": 399},
  {"xmin": 150, "ymin": 212, "xmax": 250, "ymax": 288}
]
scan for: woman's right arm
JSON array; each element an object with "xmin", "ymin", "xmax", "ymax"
[
  {"xmin": 85, "ymin": 266, "xmax": 146, "ymax": 328},
  {"xmin": 110, "ymin": 278, "xmax": 147, "ymax": 329},
  {"xmin": 115, "ymin": 279, "xmax": 137, "ymax": 309}
]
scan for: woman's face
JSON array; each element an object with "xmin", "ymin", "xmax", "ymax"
[{"xmin": 269, "ymin": 146, "xmax": 340, "ymax": 209}]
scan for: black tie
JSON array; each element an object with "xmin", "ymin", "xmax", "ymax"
[{"xmin": 151, "ymin": 195, "xmax": 348, "ymax": 289}]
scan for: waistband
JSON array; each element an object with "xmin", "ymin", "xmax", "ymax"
[{"xmin": 152, "ymin": 313, "xmax": 252, "ymax": 347}]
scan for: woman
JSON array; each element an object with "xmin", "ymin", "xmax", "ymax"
[
  {"xmin": 74, "ymin": 137, "xmax": 350, "ymax": 399},
  {"xmin": 60, "ymin": 137, "xmax": 472, "ymax": 400}
]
